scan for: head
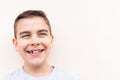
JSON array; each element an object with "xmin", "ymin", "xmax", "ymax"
[
  {"xmin": 14, "ymin": 10, "xmax": 52, "ymax": 38},
  {"xmin": 13, "ymin": 10, "xmax": 54, "ymax": 67}
]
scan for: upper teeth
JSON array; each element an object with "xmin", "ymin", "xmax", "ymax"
[
  {"xmin": 27, "ymin": 49, "xmax": 43, "ymax": 54},
  {"xmin": 33, "ymin": 50, "xmax": 39, "ymax": 53},
  {"xmin": 28, "ymin": 50, "xmax": 41, "ymax": 54}
]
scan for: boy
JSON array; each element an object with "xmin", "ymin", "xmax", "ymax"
[{"xmin": 2, "ymin": 10, "xmax": 80, "ymax": 80}]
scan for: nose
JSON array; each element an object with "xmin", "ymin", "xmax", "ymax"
[{"xmin": 30, "ymin": 36, "xmax": 40, "ymax": 46}]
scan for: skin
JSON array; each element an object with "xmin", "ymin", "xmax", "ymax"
[{"xmin": 12, "ymin": 17, "xmax": 54, "ymax": 77}]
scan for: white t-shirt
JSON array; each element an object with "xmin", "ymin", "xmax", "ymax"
[{"xmin": 1, "ymin": 67, "xmax": 80, "ymax": 80}]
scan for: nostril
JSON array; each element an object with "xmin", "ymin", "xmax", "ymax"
[
  {"xmin": 31, "ymin": 41, "xmax": 41, "ymax": 46},
  {"xmin": 31, "ymin": 43, "xmax": 38, "ymax": 46}
]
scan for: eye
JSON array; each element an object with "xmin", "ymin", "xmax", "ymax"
[
  {"xmin": 38, "ymin": 33, "xmax": 47, "ymax": 37},
  {"xmin": 41, "ymin": 33, "xmax": 47, "ymax": 35},
  {"xmin": 20, "ymin": 34, "xmax": 30, "ymax": 39}
]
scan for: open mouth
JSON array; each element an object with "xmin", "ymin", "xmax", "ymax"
[{"xmin": 26, "ymin": 49, "xmax": 44, "ymax": 55}]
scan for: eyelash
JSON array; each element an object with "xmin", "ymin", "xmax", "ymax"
[
  {"xmin": 21, "ymin": 35, "xmax": 30, "ymax": 38},
  {"xmin": 20, "ymin": 33, "xmax": 48, "ymax": 38},
  {"xmin": 39, "ymin": 33, "xmax": 47, "ymax": 35}
]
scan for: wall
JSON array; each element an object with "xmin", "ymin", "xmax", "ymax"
[{"xmin": 0, "ymin": 0, "xmax": 120, "ymax": 80}]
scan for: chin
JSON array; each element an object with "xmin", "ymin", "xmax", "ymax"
[{"xmin": 31, "ymin": 60, "xmax": 45, "ymax": 65}]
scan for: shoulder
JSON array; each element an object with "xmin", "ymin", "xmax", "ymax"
[{"xmin": 54, "ymin": 67, "xmax": 80, "ymax": 80}]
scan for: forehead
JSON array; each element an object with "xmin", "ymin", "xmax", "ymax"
[{"xmin": 16, "ymin": 17, "xmax": 50, "ymax": 33}]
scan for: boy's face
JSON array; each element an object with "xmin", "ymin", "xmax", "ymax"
[{"xmin": 13, "ymin": 17, "xmax": 54, "ymax": 67}]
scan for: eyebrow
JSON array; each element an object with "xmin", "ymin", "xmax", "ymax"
[{"xmin": 37, "ymin": 29, "xmax": 48, "ymax": 33}]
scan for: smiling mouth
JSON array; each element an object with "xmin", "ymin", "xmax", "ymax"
[{"xmin": 26, "ymin": 49, "xmax": 44, "ymax": 54}]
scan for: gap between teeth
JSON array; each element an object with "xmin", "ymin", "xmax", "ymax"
[{"xmin": 28, "ymin": 50, "xmax": 44, "ymax": 54}]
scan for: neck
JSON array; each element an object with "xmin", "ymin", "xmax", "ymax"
[{"xmin": 23, "ymin": 63, "xmax": 53, "ymax": 77}]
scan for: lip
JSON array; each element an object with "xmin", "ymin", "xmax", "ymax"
[{"xmin": 26, "ymin": 49, "xmax": 45, "ymax": 57}]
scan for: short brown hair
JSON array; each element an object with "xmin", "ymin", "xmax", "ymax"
[{"xmin": 14, "ymin": 10, "xmax": 52, "ymax": 38}]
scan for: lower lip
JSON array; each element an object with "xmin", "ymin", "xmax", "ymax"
[
  {"xmin": 28, "ymin": 51, "xmax": 43, "ymax": 57},
  {"xmin": 31, "ymin": 53, "xmax": 40, "ymax": 57}
]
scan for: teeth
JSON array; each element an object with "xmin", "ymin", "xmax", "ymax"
[
  {"xmin": 27, "ymin": 49, "xmax": 44, "ymax": 54},
  {"xmin": 33, "ymin": 50, "xmax": 39, "ymax": 54}
]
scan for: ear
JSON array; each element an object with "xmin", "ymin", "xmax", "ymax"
[
  {"xmin": 51, "ymin": 35, "xmax": 54, "ymax": 44},
  {"xmin": 12, "ymin": 38, "xmax": 18, "ymax": 49}
]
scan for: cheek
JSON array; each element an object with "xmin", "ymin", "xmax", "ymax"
[
  {"xmin": 42, "ymin": 38, "xmax": 53, "ymax": 48},
  {"xmin": 16, "ymin": 40, "xmax": 28, "ymax": 51}
]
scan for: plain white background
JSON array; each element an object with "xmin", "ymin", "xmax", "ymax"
[{"xmin": 0, "ymin": 0, "xmax": 120, "ymax": 80}]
